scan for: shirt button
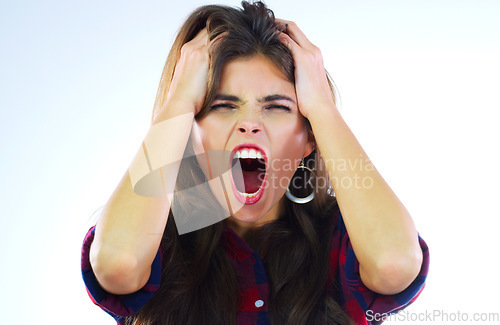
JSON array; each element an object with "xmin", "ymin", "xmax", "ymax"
[{"xmin": 255, "ymin": 299, "xmax": 264, "ymax": 308}]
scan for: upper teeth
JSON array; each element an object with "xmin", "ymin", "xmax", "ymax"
[{"xmin": 234, "ymin": 148, "xmax": 263, "ymax": 159}]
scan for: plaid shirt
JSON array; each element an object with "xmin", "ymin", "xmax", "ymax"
[{"xmin": 81, "ymin": 213, "xmax": 429, "ymax": 324}]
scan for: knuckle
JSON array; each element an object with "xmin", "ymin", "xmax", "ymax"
[
  {"xmin": 312, "ymin": 47, "xmax": 322, "ymax": 59},
  {"xmin": 304, "ymin": 50, "xmax": 315, "ymax": 60},
  {"xmin": 180, "ymin": 43, "xmax": 192, "ymax": 54},
  {"xmin": 180, "ymin": 43, "xmax": 207, "ymax": 61}
]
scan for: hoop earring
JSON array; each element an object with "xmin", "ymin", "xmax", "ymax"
[{"xmin": 285, "ymin": 159, "xmax": 315, "ymax": 204}]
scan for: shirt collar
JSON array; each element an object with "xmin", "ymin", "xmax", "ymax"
[{"xmin": 222, "ymin": 224, "xmax": 255, "ymax": 261}]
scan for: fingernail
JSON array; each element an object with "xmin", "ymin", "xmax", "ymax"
[{"xmin": 277, "ymin": 22, "xmax": 288, "ymax": 32}]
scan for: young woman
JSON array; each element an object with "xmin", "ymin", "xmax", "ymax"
[{"xmin": 81, "ymin": 2, "xmax": 429, "ymax": 324}]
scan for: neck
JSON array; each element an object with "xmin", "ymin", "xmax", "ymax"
[{"xmin": 226, "ymin": 197, "xmax": 285, "ymax": 239}]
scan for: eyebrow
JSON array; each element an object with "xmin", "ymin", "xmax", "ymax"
[
  {"xmin": 213, "ymin": 93, "xmax": 296, "ymax": 104},
  {"xmin": 258, "ymin": 94, "xmax": 296, "ymax": 104},
  {"xmin": 213, "ymin": 94, "xmax": 242, "ymax": 103}
]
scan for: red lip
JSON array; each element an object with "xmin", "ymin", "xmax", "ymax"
[
  {"xmin": 230, "ymin": 143, "xmax": 268, "ymax": 162},
  {"xmin": 229, "ymin": 143, "xmax": 268, "ymax": 205}
]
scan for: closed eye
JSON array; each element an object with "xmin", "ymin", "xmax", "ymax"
[
  {"xmin": 209, "ymin": 103, "xmax": 291, "ymax": 111},
  {"xmin": 265, "ymin": 104, "xmax": 291, "ymax": 111},
  {"xmin": 210, "ymin": 103, "xmax": 236, "ymax": 111}
]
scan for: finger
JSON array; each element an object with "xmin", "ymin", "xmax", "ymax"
[
  {"xmin": 189, "ymin": 28, "xmax": 209, "ymax": 47},
  {"xmin": 275, "ymin": 18, "xmax": 315, "ymax": 50},
  {"xmin": 275, "ymin": 18, "xmax": 288, "ymax": 32},
  {"xmin": 209, "ymin": 31, "xmax": 227, "ymax": 45},
  {"xmin": 279, "ymin": 31, "xmax": 304, "ymax": 60},
  {"xmin": 278, "ymin": 31, "xmax": 298, "ymax": 52},
  {"xmin": 207, "ymin": 31, "xmax": 227, "ymax": 59}
]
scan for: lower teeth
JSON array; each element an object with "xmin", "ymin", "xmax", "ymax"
[{"xmin": 237, "ymin": 187, "xmax": 261, "ymax": 198}]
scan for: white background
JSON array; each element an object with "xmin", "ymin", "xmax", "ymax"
[{"xmin": 1, "ymin": 0, "xmax": 499, "ymax": 324}]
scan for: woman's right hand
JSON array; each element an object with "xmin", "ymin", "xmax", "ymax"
[
  {"xmin": 164, "ymin": 28, "xmax": 212, "ymax": 115},
  {"xmin": 90, "ymin": 29, "xmax": 218, "ymax": 295}
]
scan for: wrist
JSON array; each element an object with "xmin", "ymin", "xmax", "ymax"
[
  {"xmin": 303, "ymin": 101, "xmax": 340, "ymax": 124},
  {"xmin": 153, "ymin": 98, "xmax": 197, "ymax": 124}
]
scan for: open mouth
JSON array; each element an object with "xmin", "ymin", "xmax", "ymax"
[{"xmin": 230, "ymin": 144, "xmax": 267, "ymax": 204}]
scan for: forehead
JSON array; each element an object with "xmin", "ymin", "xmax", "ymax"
[{"xmin": 217, "ymin": 55, "xmax": 295, "ymax": 96}]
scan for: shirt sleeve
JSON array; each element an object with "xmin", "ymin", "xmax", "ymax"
[
  {"xmin": 81, "ymin": 226, "xmax": 163, "ymax": 324},
  {"xmin": 335, "ymin": 212, "xmax": 430, "ymax": 325}
]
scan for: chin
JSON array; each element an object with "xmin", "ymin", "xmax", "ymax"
[{"xmin": 230, "ymin": 207, "xmax": 266, "ymax": 223}]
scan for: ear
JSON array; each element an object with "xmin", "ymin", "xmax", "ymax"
[{"xmin": 303, "ymin": 128, "xmax": 315, "ymax": 158}]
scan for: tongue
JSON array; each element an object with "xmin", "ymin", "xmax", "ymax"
[{"xmin": 242, "ymin": 170, "xmax": 263, "ymax": 193}]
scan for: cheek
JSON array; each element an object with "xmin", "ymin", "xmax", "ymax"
[
  {"xmin": 197, "ymin": 119, "xmax": 223, "ymax": 149},
  {"xmin": 268, "ymin": 121, "xmax": 309, "ymax": 177},
  {"xmin": 270, "ymin": 118, "xmax": 308, "ymax": 149},
  {"xmin": 195, "ymin": 119, "xmax": 233, "ymax": 177}
]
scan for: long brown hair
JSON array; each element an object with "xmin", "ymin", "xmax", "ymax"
[{"xmin": 127, "ymin": 2, "xmax": 354, "ymax": 324}]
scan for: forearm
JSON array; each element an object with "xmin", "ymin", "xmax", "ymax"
[
  {"xmin": 276, "ymin": 17, "xmax": 422, "ymax": 294},
  {"xmin": 308, "ymin": 105, "xmax": 422, "ymax": 294},
  {"xmin": 90, "ymin": 102, "xmax": 194, "ymax": 294}
]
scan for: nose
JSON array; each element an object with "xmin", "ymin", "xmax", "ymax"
[{"xmin": 237, "ymin": 113, "xmax": 262, "ymax": 135}]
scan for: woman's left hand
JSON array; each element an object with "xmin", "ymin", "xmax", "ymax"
[
  {"xmin": 277, "ymin": 21, "xmax": 424, "ymax": 296},
  {"xmin": 277, "ymin": 19, "xmax": 337, "ymax": 119}
]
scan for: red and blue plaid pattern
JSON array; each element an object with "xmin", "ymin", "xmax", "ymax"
[{"xmin": 81, "ymin": 213, "xmax": 429, "ymax": 324}]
